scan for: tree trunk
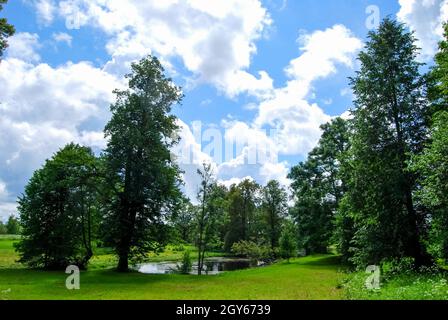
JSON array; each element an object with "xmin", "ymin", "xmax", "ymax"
[{"xmin": 117, "ymin": 252, "xmax": 129, "ymax": 272}]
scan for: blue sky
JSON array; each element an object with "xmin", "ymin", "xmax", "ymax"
[{"xmin": 0, "ymin": 0, "xmax": 446, "ymax": 219}]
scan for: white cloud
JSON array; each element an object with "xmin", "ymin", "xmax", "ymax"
[
  {"xmin": 254, "ymin": 25, "xmax": 362, "ymax": 155},
  {"xmin": 0, "ymin": 57, "xmax": 121, "ymax": 213},
  {"xmin": 52, "ymin": 32, "xmax": 73, "ymax": 46},
  {"xmin": 34, "ymin": 0, "xmax": 56, "ymax": 25},
  {"xmin": 397, "ymin": 0, "xmax": 448, "ymax": 61},
  {"xmin": 48, "ymin": 0, "xmax": 273, "ymax": 97},
  {"xmin": 286, "ymin": 25, "xmax": 361, "ymax": 83},
  {"xmin": 6, "ymin": 32, "xmax": 41, "ymax": 62},
  {"xmin": 0, "ymin": 180, "xmax": 8, "ymax": 200},
  {"xmin": 171, "ymin": 119, "xmax": 215, "ymax": 201}
]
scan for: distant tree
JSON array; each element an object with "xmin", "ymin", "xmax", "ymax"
[
  {"xmin": 224, "ymin": 179, "xmax": 260, "ymax": 251},
  {"xmin": 102, "ymin": 56, "xmax": 183, "ymax": 272},
  {"xmin": 16, "ymin": 144, "xmax": 100, "ymax": 269},
  {"xmin": 289, "ymin": 118, "xmax": 350, "ymax": 254},
  {"xmin": 195, "ymin": 163, "xmax": 217, "ymax": 275},
  {"xmin": 279, "ymin": 221, "xmax": 298, "ymax": 262},
  {"xmin": 6, "ymin": 215, "xmax": 19, "ymax": 234},
  {"xmin": 170, "ymin": 197, "xmax": 195, "ymax": 243},
  {"xmin": 345, "ymin": 18, "xmax": 431, "ymax": 267},
  {"xmin": 0, "ymin": 221, "xmax": 6, "ymax": 234},
  {"xmin": 289, "ymin": 159, "xmax": 332, "ymax": 254},
  {"xmin": 261, "ymin": 180, "xmax": 288, "ymax": 252},
  {"xmin": 0, "ymin": 0, "xmax": 15, "ymax": 59}
]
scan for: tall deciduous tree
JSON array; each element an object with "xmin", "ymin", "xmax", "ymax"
[
  {"xmin": 16, "ymin": 144, "xmax": 100, "ymax": 269},
  {"xmin": 289, "ymin": 118, "xmax": 349, "ymax": 254},
  {"xmin": 411, "ymin": 112, "xmax": 448, "ymax": 261},
  {"xmin": 346, "ymin": 18, "xmax": 431, "ymax": 267},
  {"xmin": 103, "ymin": 56, "xmax": 183, "ymax": 272},
  {"xmin": 261, "ymin": 180, "xmax": 288, "ymax": 251},
  {"xmin": 224, "ymin": 179, "xmax": 260, "ymax": 251},
  {"xmin": 427, "ymin": 23, "xmax": 448, "ymax": 114},
  {"xmin": 411, "ymin": 25, "xmax": 448, "ymax": 261},
  {"xmin": 194, "ymin": 163, "xmax": 225, "ymax": 275},
  {"xmin": 279, "ymin": 220, "xmax": 298, "ymax": 262},
  {"xmin": 0, "ymin": 0, "xmax": 15, "ymax": 59},
  {"xmin": 6, "ymin": 215, "xmax": 19, "ymax": 234}
]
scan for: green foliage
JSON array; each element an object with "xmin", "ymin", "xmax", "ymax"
[
  {"xmin": 279, "ymin": 221, "xmax": 298, "ymax": 262},
  {"xmin": 411, "ymin": 111, "xmax": 448, "ymax": 261},
  {"xmin": 0, "ymin": 221, "xmax": 6, "ymax": 234},
  {"xmin": 16, "ymin": 143, "xmax": 100, "ymax": 269},
  {"xmin": 289, "ymin": 117, "xmax": 349, "ymax": 254},
  {"xmin": 224, "ymin": 179, "xmax": 260, "ymax": 251},
  {"xmin": 177, "ymin": 250, "xmax": 192, "ymax": 274},
  {"xmin": 344, "ymin": 258, "xmax": 448, "ymax": 300},
  {"xmin": 427, "ymin": 23, "xmax": 448, "ymax": 114},
  {"xmin": 343, "ymin": 18, "xmax": 430, "ymax": 267},
  {"xmin": 6, "ymin": 215, "xmax": 20, "ymax": 234},
  {"xmin": 102, "ymin": 55, "xmax": 183, "ymax": 271},
  {"xmin": 231, "ymin": 240, "xmax": 270, "ymax": 262},
  {"xmin": 0, "ymin": 0, "xmax": 15, "ymax": 58},
  {"xmin": 194, "ymin": 163, "xmax": 228, "ymax": 274},
  {"xmin": 261, "ymin": 180, "xmax": 288, "ymax": 252},
  {"xmin": 170, "ymin": 197, "xmax": 195, "ymax": 244}
]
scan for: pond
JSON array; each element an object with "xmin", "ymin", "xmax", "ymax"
[{"xmin": 137, "ymin": 257, "xmax": 259, "ymax": 275}]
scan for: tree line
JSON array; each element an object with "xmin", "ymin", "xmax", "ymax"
[
  {"xmin": 289, "ymin": 18, "xmax": 448, "ymax": 268},
  {"xmin": 11, "ymin": 17, "xmax": 448, "ymax": 272},
  {"xmin": 14, "ymin": 57, "xmax": 296, "ymax": 272},
  {"xmin": 0, "ymin": 216, "xmax": 19, "ymax": 235}
]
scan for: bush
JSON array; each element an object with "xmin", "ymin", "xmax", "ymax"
[
  {"xmin": 279, "ymin": 223, "xmax": 298, "ymax": 262},
  {"xmin": 177, "ymin": 250, "xmax": 192, "ymax": 274},
  {"xmin": 231, "ymin": 241, "xmax": 270, "ymax": 262}
]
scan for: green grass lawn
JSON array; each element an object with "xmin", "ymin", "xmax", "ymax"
[
  {"xmin": 0, "ymin": 237, "xmax": 344, "ymax": 300},
  {"xmin": 3, "ymin": 236, "xmax": 448, "ymax": 300}
]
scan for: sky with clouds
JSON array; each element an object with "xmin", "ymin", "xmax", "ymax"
[{"xmin": 0, "ymin": 0, "xmax": 447, "ymax": 220}]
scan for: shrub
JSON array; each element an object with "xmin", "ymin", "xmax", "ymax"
[
  {"xmin": 231, "ymin": 241, "xmax": 270, "ymax": 262},
  {"xmin": 177, "ymin": 250, "xmax": 192, "ymax": 274}
]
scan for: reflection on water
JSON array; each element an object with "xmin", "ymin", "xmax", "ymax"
[{"xmin": 138, "ymin": 257, "xmax": 258, "ymax": 275}]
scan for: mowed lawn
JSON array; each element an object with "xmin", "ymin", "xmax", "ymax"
[{"xmin": 0, "ymin": 237, "xmax": 344, "ymax": 300}]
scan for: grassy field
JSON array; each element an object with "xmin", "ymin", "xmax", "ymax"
[
  {"xmin": 2, "ymin": 236, "xmax": 448, "ymax": 300},
  {"xmin": 0, "ymin": 237, "xmax": 344, "ymax": 300}
]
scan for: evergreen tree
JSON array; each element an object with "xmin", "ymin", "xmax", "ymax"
[
  {"xmin": 261, "ymin": 180, "xmax": 288, "ymax": 251},
  {"xmin": 346, "ymin": 18, "xmax": 431, "ymax": 267}
]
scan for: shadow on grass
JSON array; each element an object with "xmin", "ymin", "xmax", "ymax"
[{"xmin": 297, "ymin": 255, "xmax": 342, "ymax": 267}]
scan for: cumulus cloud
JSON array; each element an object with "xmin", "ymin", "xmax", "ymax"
[
  {"xmin": 52, "ymin": 32, "xmax": 73, "ymax": 46},
  {"xmin": 208, "ymin": 25, "xmax": 362, "ymax": 189},
  {"xmin": 6, "ymin": 32, "xmax": 41, "ymax": 62},
  {"xmin": 254, "ymin": 25, "xmax": 362, "ymax": 155},
  {"xmin": 397, "ymin": 0, "xmax": 448, "ymax": 61},
  {"xmin": 0, "ymin": 58, "xmax": 121, "ymax": 213},
  {"xmin": 42, "ymin": 0, "xmax": 273, "ymax": 97},
  {"xmin": 1, "ymin": 3, "xmax": 363, "ymax": 207},
  {"xmin": 168, "ymin": 24, "xmax": 360, "ymax": 193},
  {"xmin": 34, "ymin": 0, "xmax": 56, "ymax": 25}
]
